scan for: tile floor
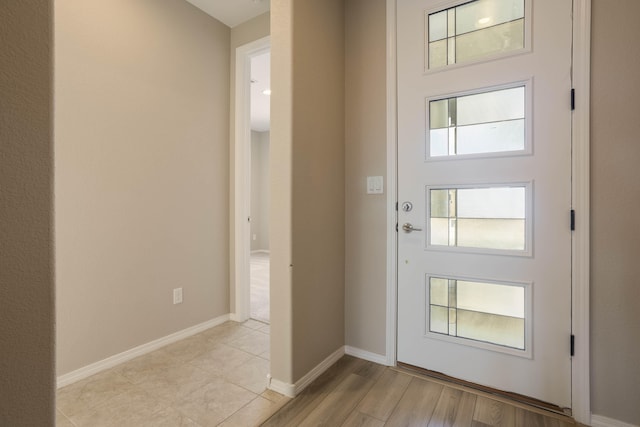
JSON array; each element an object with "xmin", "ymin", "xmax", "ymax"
[
  {"xmin": 56, "ymin": 320, "xmax": 286, "ymax": 427},
  {"xmin": 250, "ymin": 252, "xmax": 270, "ymax": 323}
]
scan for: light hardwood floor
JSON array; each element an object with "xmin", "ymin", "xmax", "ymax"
[{"xmin": 262, "ymin": 355, "xmax": 580, "ymax": 427}]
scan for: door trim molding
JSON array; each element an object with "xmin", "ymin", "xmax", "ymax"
[
  {"xmin": 385, "ymin": 0, "xmax": 399, "ymax": 367},
  {"xmin": 385, "ymin": 1, "xmax": 591, "ymax": 423},
  {"xmin": 233, "ymin": 36, "xmax": 270, "ymax": 322},
  {"xmin": 570, "ymin": 1, "xmax": 592, "ymax": 424}
]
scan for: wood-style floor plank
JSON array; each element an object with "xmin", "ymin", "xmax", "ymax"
[
  {"xmin": 341, "ymin": 411, "xmax": 385, "ymax": 427},
  {"xmin": 472, "ymin": 395, "xmax": 516, "ymax": 427},
  {"xmin": 261, "ymin": 356, "xmax": 579, "ymax": 427},
  {"xmin": 428, "ymin": 387, "xmax": 477, "ymax": 427},
  {"xmin": 515, "ymin": 407, "xmax": 546, "ymax": 427},
  {"xmin": 385, "ymin": 377, "xmax": 444, "ymax": 426},
  {"xmin": 261, "ymin": 356, "xmax": 364, "ymax": 426},
  {"xmin": 357, "ymin": 369, "xmax": 412, "ymax": 421},
  {"xmin": 298, "ymin": 373, "xmax": 374, "ymax": 426},
  {"xmin": 514, "ymin": 407, "xmax": 576, "ymax": 427},
  {"xmin": 353, "ymin": 360, "xmax": 387, "ymax": 382}
]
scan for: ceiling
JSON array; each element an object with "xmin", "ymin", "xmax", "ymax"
[{"xmin": 183, "ymin": 0, "xmax": 270, "ymax": 28}]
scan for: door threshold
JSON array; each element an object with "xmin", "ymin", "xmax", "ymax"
[{"xmin": 396, "ymin": 362, "xmax": 572, "ymax": 419}]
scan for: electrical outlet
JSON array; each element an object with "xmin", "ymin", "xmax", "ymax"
[
  {"xmin": 173, "ymin": 287, "xmax": 183, "ymax": 305},
  {"xmin": 253, "ymin": 234, "xmax": 257, "ymax": 241}
]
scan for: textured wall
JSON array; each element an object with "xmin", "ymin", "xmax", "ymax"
[
  {"xmin": 0, "ymin": 0, "xmax": 55, "ymax": 425},
  {"xmin": 55, "ymin": 0, "xmax": 231, "ymax": 375},
  {"xmin": 345, "ymin": 0, "xmax": 388, "ymax": 357},
  {"xmin": 590, "ymin": 1, "xmax": 640, "ymax": 424}
]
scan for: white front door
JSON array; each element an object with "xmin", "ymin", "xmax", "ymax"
[{"xmin": 396, "ymin": 0, "xmax": 573, "ymax": 408}]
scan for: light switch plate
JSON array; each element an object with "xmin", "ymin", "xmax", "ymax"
[{"xmin": 367, "ymin": 176, "xmax": 384, "ymax": 194}]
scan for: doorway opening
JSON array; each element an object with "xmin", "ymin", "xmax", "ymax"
[
  {"xmin": 249, "ymin": 50, "xmax": 271, "ymax": 323},
  {"xmin": 233, "ymin": 36, "xmax": 270, "ymax": 326}
]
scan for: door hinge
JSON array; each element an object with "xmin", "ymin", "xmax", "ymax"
[
  {"xmin": 570, "ymin": 334, "xmax": 575, "ymax": 356},
  {"xmin": 395, "ymin": 223, "xmax": 398, "ymax": 232},
  {"xmin": 571, "ymin": 89, "xmax": 575, "ymax": 111},
  {"xmin": 395, "ymin": 202, "xmax": 398, "ymax": 211},
  {"xmin": 570, "ymin": 209, "xmax": 575, "ymax": 231}
]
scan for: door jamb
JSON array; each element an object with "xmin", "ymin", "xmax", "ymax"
[
  {"xmin": 570, "ymin": 1, "xmax": 591, "ymax": 423},
  {"xmin": 233, "ymin": 36, "xmax": 270, "ymax": 322},
  {"xmin": 385, "ymin": 0, "xmax": 398, "ymax": 367},
  {"xmin": 384, "ymin": 1, "xmax": 591, "ymax": 424}
]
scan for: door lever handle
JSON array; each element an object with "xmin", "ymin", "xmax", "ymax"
[{"xmin": 402, "ymin": 223, "xmax": 422, "ymax": 232}]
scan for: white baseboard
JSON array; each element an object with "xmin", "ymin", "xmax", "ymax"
[
  {"xmin": 229, "ymin": 313, "xmax": 245, "ymax": 322},
  {"xmin": 267, "ymin": 375, "xmax": 295, "ymax": 398},
  {"xmin": 56, "ymin": 314, "xmax": 230, "ymax": 389},
  {"xmin": 591, "ymin": 415, "xmax": 639, "ymax": 427},
  {"xmin": 267, "ymin": 346, "xmax": 346, "ymax": 398},
  {"xmin": 345, "ymin": 346, "xmax": 389, "ymax": 366},
  {"xmin": 294, "ymin": 346, "xmax": 345, "ymax": 395}
]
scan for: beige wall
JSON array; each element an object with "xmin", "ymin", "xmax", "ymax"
[
  {"xmin": 269, "ymin": 0, "xmax": 295, "ymax": 384},
  {"xmin": 590, "ymin": 1, "xmax": 640, "ymax": 424},
  {"xmin": 251, "ymin": 131, "xmax": 271, "ymax": 251},
  {"xmin": 345, "ymin": 0, "xmax": 388, "ymax": 357},
  {"xmin": 0, "ymin": 0, "xmax": 55, "ymax": 425},
  {"xmin": 270, "ymin": 0, "xmax": 346, "ymax": 384},
  {"xmin": 229, "ymin": 12, "xmax": 270, "ymax": 311},
  {"xmin": 55, "ymin": 0, "xmax": 231, "ymax": 375},
  {"xmin": 290, "ymin": 0, "xmax": 346, "ymax": 381}
]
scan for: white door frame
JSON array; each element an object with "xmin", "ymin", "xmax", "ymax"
[
  {"xmin": 233, "ymin": 36, "xmax": 270, "ymax": 322},
  {"xmin": 385, "ymin": 1, "xmax": 591, "ymax": 423}
]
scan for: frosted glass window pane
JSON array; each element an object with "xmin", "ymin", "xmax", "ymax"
[
  {"xmin": 430, "ymin": 99, "xmax": 449, "ymax": 129},
  {"xmin": 430, "ymin": 129, "xmax": 449, "ymax": 156},
  {"xmin": 457, "ymin": 187, "xmax": 525, "ymax": 219},
  {"xmin": 429, "ymin": 11, "xmax": 447, "ymax": 41},
  {"xmin": 429, "ymin": 277, "xmax": 526, "ymax": 350},
  {"xmin": 426, "ymin": 0, "xmax": 525, "ymax": 69},
  {"xmin": 457, "ymin": 218, "xmax": 525, "ymax": 250},
  {"xmin": 428, "ymin": 186, "xmax": 527, "ymax": 251},
  {"xmin": 457, "ymin": 119, "xmax": 524, "ymax": 155},
  {"xmin": 430, "ymin": 189, "xmax": 449, "ymax": 218},
  {"xmin": 457, "ymin": 281, "xmax": 524, "ymax": 318},
  {"xmin": 448, "ymin": 308, "xmax": 457, "ymax": 335},
  {"xmin": 430, "ymin": 305, "xmax": 449, "ymax": 334},
  {"xmin": 447, "ymin": 38, "xmax": 456, "ymax": 66},
  {"xmin": 456, "ymin": 19, "xmax": 524, "ymax": 64},
  {"xmin": 456, "ymin": 0, "xmax": 525, "ymax": 36},
  {"xmin": 429, "ymin": 40, "xmax": 447, "ymax": 69},
  {"xmin": 447, "ymin": 9, "xmax": 456, "ymax": 38},
  {"xmin": 457, "ymin": 87, "xmax": 524, "ymax": 126},
  {"xmin": 457, "ymin": 310, "xmax": 525, "ymax": 349},
  {"xmin": 430, "ymin": 278, "xmax": 449, "ymax": 306},
  {"xmin": 427, "ymin": 86, "xmax": 525, "ymax": 158},
  {"xmin": 430, "ymin": 218, "xmax": 450, "ymax": 246}
]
